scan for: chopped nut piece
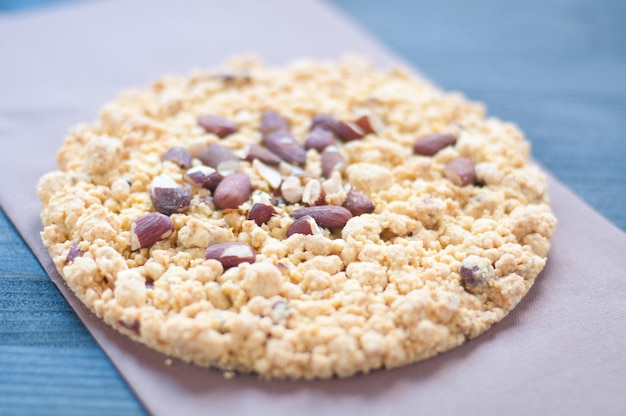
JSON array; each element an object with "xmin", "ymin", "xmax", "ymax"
[
  {"xmin": 183, "ymin": 165, "xmax": 214, "ymax": 186},
  {"xmin": 150, "ymin": 187, "xmax": 191, "ymax": 215},
  {"xmin": 198, "ymin": 114, "xmax": 238, "ymax": 138},
  {"xmin": 291, "ymin": 206, "xmax": 353, "ymax": 228},
  {"xmin": 199, "ymin": 144, "xmax": 238, "ymax": 169},
  {"xmin": 244, "ymin": 144, "xmax": 282, "ymax": 165},
  {"xmin": 321, "ymin": 147, "xmax": 346, "ymax": 178},
  {"xmin": 260, "ymin": 110, "xmax": 290, "ymax": 136},
  {"xmin": 213, "ymin": 173, "xmax": 252, "ymax": 209},
  {"xmin": 253, "ymin": 159, "xmax": 283, "ymax": 189},
  {"xmin": 336, "ymin": 121, "xmax": 365, "ymax": 141},
  {"xmin": 286, "ymin": 215, "xmax": 321, "ymax": 237},
  {"xmin": 280, "ymin": 176, "xmax": 304, "ymax": 204},
  {"xmin": 269, "ymin": 299, "xmax": 291, "ymax": 325},
  {"xmin": 304, "ymin": 128, "xmax": 336, "ymax": 152},
  {"xmin": 161, "ymin": 147, "xmax": 192, "ymax": 168},
  {"xmin": 205, "ymin": 242, "xmax": 256, "ymax": 269},
  {"xmin": 205, "ymin": 172, "xmax": 224, "ymax": 192},
  {"xmin": 199, "ymin": 196, "xmax": 216, "ymax": 210},
  {"xmin": 263, "ymin": 130, "xmax": 307, "ymax": 165},
  {"xmin": 301, "ymin": 179, "xmax": 326, "ymax": 206},
  {"xmin": 413, "ymin": 133, "xmax": 458, "ymax": 156},
  {"xmin": 216, "ymin": 159, "xmax": 240, "ymax": 176},
  {"xmin": 118, "ymin": 319, "xmax": 141, "ymax": 336},
  {"xmin": 354, "ymin": 113, "xmax": 384, "ymax": 135},
  {"xmin": 130, "ymin": 213, "xmax": 175, "ymax": 251},
  {"xmin": 213, "ymin": 70, "xmax": 252, "ymax": 86},
  {"xmin": 310, "ymin": 114, "xmax": 339, "ymax": 133},
  {"xmin": 187, "ymin": 140, "xmax": 208, "ymax": 158},
  {"xmin": 278, "ymin": 161, "xmax": 307, "ymax": 178},
  {"xmin": 270, "ymin": 187, "xmax": 286, "ymax": 206},
  {"xmin": 66, "ymin": 243, "xmax": 84, "ymax": 264},
  {"xmin": 250, "ymin": 190, "xmax": 273, "ymax": 205},
  {"xmin": 149, "ymin": 175, "xmax": 191, "ymax": 215},
  {"xmin": 149, "ymin": 174, "xmax": 179, "ymax": 190},
  {"xmin": 342, "ymin": 188, "xmax": 375, "ymax": 216},
  {"xmin": 322, "ymin": 171, "xmax": 344, "ymax": 199},
  {"xmin": 460, "ymin": 255, "xmax": 494, "ymax": 294},
  {"xmin": 444, "ymin": 157, "xmax": 476, "ymax": 186},
  {"xmin": 248, "ymin": 203, "xmax": 275, "ymax": 226}
]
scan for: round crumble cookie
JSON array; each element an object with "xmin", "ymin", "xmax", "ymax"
[{"xmin": 37, "ymin": 57, "xmax": 556, "ymax": 379}]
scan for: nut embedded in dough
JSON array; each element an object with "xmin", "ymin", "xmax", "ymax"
[
  {"xmin": 204, "ymin": 242, "xmax": 256, "ymax": 269},
  {"xmin": 130, "ymin": 213, "xmax": 175, "ymax": 251},
  {"xmin": 212, "ymin": 173, "xmax": 252, "ymax": 209}
]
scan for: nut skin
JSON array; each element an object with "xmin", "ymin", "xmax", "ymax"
[
  {"xmin": 213, "ymin": 70, "xmax": 252, "ymax": 86},
  {"xmin": 290, "ymin": 206, "xmax": 353, "ymax": 228},
  {"xmin": 199, "ymin": 196, "xmax": 216, "ymax": 210},
  {"xmin": 204, "ymin": 172, "xmax": 224, "ymax": 192},
  {"xmin": 130, "ymin": 212, "xmax": 175, "ymax": 251},
  {"xmin": 304, "ymin": 127, "xmax": 336, "ymax": 152},
  {"xmin": 198, "ymin": 114, "xmax": 239, "ymax": 138},
  {"xmin": 310, "ymin": 114, "xmax": 339, "ymax": 133},
  {"xmin": 205, "ymin": 242, "xmax": 256, "ymax": 269},
  {"xmin": 260, "ymin": 110, "xmax": 290, "ymax": 136},
  {"xmin": 183, "ymin": 166, "xmax": 223, "ymax": 191},
  {"xmin": 245, "ymin": 144, "xmax": 282, "ymax": 165},
  {"xmin": 354, "ymin": 114, "xmax": 376, "ymax": 135},
  {"xmin": 444, "ymin": 157, "xmax": 476, "ymax": 186},
  {"xmin": 183, "ymin": 166, "xmax": 214, "ymax": 187},
  {"xmin": 66, "ymin": 243, "xmax": 84, "ymax": 264},
  {"xmin": 248, "ymin": 203, "xmax": 275, "ymax": 226},
  {"xmin": 118, "ymin": 319, "xmax": 141, "ymax": 336},
  {"xmin": 342, "ymin": 188, "xmax": 375, "ymax": 216},
  {"xmin": 335, "ymin": 121, "xmax": 365, "ymax": 141},
  {"xmin": 286, "ymin": 215, "xmax": 319, "ymax": 237},
  {"xmin": 413, "ymin": 133, "xmax": 458, "ymax": 156},
  {"xmin": 161, "ymin": 147, "xmax": 192, "ymax": 168},
  {"xmin": 460, "ymin": 255, "xmax": 494, "ymax": 294},
  {"xmin": 213, "ymin": 173, "xmax": 252, "ymax": 209},
  {"xmin": 199, "ymin": 144, "xmax": 238, "ymax": 169},
  {"xmin": 263, "ymin": 130, "xmax": 307, "ymax": 166},
  {"xmin": 150, "ymin": 187, "xmax": 191, "ymax": 215},
  {"xmin": 321, "ymin": 148, "xmax": 346, "ymax": 178},
  {"xmin": 270, "ymin": 187, "xmax": 286, "ymax": 206}
]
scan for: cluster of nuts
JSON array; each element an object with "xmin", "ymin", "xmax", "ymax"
[
  {"xmin": 413, "ymin": 133, "xmax": 476, "ymax": 186},
  {"xmin": 129, "ymin": 110, "xmax": 381, "ymax": 269},
  {"xmin": 128, "ymin": 109, "xmax": 477, "ymax": 271}
]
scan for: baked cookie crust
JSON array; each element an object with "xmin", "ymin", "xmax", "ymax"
[{"xmin": 38, "ymin": 57, "xmax": 556, "ymax": 379}]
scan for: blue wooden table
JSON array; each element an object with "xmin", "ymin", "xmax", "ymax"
[{"xmin": 1, "ymin": 0, "xmax": 625, "ymax": 414}]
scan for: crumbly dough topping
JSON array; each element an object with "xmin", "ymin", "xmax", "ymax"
[{"xmin": 38, "ymin": 57, "xmax": 556, "ymax": 379}]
